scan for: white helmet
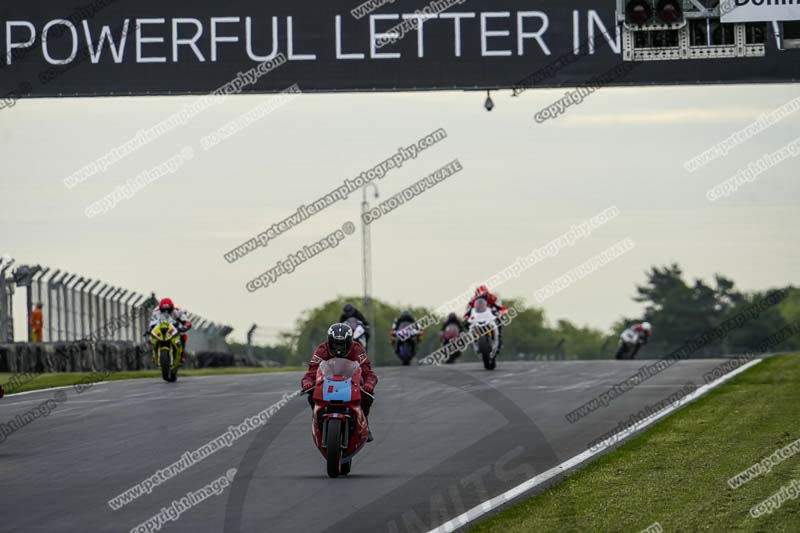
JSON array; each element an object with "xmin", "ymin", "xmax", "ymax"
[{"xmin": 641, "ymin": 321, "xmax": 652, "ymax": 332}]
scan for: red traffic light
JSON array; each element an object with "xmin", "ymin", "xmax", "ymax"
[
  {"xmin": 626, "ymin": 0, "xmax": 653, "ymax": 25},
  {"xmin": 656, "ymin": 0, "xmax": 683, "ymax": 23}
]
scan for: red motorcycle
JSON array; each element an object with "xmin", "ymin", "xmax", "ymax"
[
  {"xmin": 442, "ymin": 323, "xmax": 463, "ymax": 364},
  {"xmin": 310, "ymin": 358, "xmax": 371, "ymax": 478}
]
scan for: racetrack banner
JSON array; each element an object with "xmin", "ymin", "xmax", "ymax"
[
  {"xmin": 722, "ymin": 0, "xmax": 800, "ymax": 23},
  {"xmin": 1, "ymin": 0, "xmax": 799, "ymax": 99}
]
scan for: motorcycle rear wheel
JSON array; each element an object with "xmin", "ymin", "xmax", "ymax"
[{"xmin": 326, "ymin": 418, "xmax": 343, "ymax": 478}]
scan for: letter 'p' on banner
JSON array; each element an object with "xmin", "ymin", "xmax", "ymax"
[{"xmin": 2, "ymin": 0, "xmax": 799, "ymax": 98}]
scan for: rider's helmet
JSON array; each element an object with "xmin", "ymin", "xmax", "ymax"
[
  {"xmin": 447, "ymin": 312, "xmax": 459, "ymax": 322},
  {"xmin": 342, "ymin": 303, "xmax": 355, "ymax": 315},
  {"xmin": 641, "ymin": 321, "xmax": 652, "ymax": 335},
  {"xmin": 475, "ymin": 285, "xmax": 489, "ymax": 297},
  {"xmin": 327, "ymin": 323, "xmax": 353, "ymax": 358},
  {"xmin": 159, "ymin": 298, "xmax": 174, "ymax": 313},
  {"xmin": 399, "ymin": 309, "xmax": 413, "ymax": 321}
]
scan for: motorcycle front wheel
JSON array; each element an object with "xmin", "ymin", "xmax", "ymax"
[
  {"xmin": 326, "ymin": 418, "xmax": 343, "ymax": 478},
  {"xmin": 398, "ymin": 343, "xmax": 413, "ymax": 365},
  {"xmin": 478, "ymin": 336, "xmax": 494, "ymax": 370},
  {"xmin": 615, "ymin": 344, "xmax": 628, "ymax": 360},
  {"xmin": 159, "ymin": 348, "xmax": 172, "ymax": 381}
]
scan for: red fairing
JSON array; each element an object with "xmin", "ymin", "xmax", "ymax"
[
  {"xmin": 311, "ymin": 352, "xmax": 372, "ymax": 472},
  {"xmin": 300, "ymin": 341, "xmax": 378, "ymax": 392},
  {"xmin": 311, "ymin": 371, "xmax": 369, "ymax": 459}
]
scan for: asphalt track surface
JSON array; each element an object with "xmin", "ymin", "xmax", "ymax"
[{"xmin": 0, "ymin": 359, "xmax": 737, "ymax": 533}]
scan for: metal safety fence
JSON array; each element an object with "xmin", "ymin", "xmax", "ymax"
[{"xmin": 0, "ymin": 256, "xmax": 231, "ymax": 350}]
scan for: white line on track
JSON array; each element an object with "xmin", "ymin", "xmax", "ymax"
[
  {"xmin": 426, "ymin": 358, "xmax": 763, "ymax": 533},
  {"xmin": 4, "ymin": 382, "xmax": 108, "ymax": 397},
  {"xmin": 1, "ymin": 371, "xmax": 300, "ymax": 399},
  {"xmin": 1, "ymin": 398, "xmax": 60, "ymax": 407},
  {"xmin": 58, "ymin": 399, "xmax": 115, "ymax": 404},
  {"xmin": 122, "ymin": 391, "xmax": 155, "ymax": 398},
  {"xmin": 54, "ymin": 407, "xmax": 86, "ymax": 416}
]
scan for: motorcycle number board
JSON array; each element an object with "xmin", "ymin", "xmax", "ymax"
[{"xmin": 323, "ymin": 378, "xmax": 353, "ymax": 402}]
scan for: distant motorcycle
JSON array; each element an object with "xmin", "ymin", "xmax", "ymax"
[
  {"xmin": 345, "ymin": 317, "xmax": 368, "ymax": 351},
  {"xmin": 150, "ymin": 320, "xmax": 182, "ymax": 382},
  {"xmin": 615, "ymin": 329, "xmax": 645, "ymax": 360},
  {"xmin": 466, "ymin": 297, "xmax": 499, "ymax": 370},
  {"xmin": 442, "ymin": 323, "xmax": 462, "ymax": 364},
  {"xmin": 394, "ymin": 325, "xmax": 420, "ymax": 365},
  {"xmin": 309, "ymin": 358, "xmax": 371, "ymax": 478}
]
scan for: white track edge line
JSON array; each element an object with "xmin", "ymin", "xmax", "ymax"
[
  {"xmin": 426, "ymin": 358, "xmax": 763, "ymax": 533},
  {"xmin": 3, "ymin": 382, "xmax": 110, "ymax": 397}
]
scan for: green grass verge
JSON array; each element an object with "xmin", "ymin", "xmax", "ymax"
[
  {"xmin": 472, "ymin": 354, "xmax": 800, "ymax": 533},
  {"xmin": 0, "ymin": 366, "xmax": 305, "ymax": 395}
]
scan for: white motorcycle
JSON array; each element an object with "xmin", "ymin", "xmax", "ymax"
[
  {"xmin": 466, "ymin": 297, "xmax": 500, "ymax": 370},
  {"xmin": 616, "ymin": 326, "xmax": 647, "ymax": 360},
  {"xmin": 345, "ymin": 317, "xmax": 368, "ymax": 351}
]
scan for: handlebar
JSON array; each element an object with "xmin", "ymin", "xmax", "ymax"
[{"xmin": 360, "ymin": 387, "xmax": 375, "ymax": 400}]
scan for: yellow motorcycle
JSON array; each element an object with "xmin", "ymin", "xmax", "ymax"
[{"xmin": 150, "ymin": 320, "xmax": 182, "ymax": 382}]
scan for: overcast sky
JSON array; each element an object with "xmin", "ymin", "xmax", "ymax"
[{"xmin": 2, "ymin": 83, "xmax": 799, "ymax": 343}]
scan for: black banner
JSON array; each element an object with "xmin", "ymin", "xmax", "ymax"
[{"xmin": 1, "ymin": 0, "xmax": 798, "ymax": 99}]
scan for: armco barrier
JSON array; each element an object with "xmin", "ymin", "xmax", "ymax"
[{"xmin": 0, "ymin": 342, "xmax": 264, "ymax": 383}]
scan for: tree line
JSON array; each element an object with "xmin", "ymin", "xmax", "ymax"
[{"xmin": 228, "ymin": 263, "xmax": 800, "ymax": 366}]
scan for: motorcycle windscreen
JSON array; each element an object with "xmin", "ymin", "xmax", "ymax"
[
  {"xmin": 396, "ymin": 322, "xmax": 416, "ymax": 340},
  {"xmin": 470, "ymin": 308, "xmax": 496, "ymax": 323},
  {"xmin": 346, "ymin": 318, "xmax": 365, "ymax": 339},
  {"xmin": 318, "ymin": 359, "xmax": 360, "ymax": 402},
  {"xmin": 443, "ymin": 324, "xmax": 460, "ymax": 339},
  {"xmin": 319, "ymin": 358, "xmax": 360, "ymax": 379},
  {"xmin": 345, "ymin": 317, "xmax": 362, "ymax": 329}
]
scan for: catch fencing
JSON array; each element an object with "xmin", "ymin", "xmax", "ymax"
[{"xmin": 0, "ymin": 256, "xmax": 231, "ymax": 351}]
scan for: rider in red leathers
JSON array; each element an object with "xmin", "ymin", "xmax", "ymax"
[
  {"xmin": 149, "ymin": 298, "xmax": 192, "ymax": 362},
  {"xmin": 301, "ymin": 323, "xmax": 378, "ymax": 441},
  {"xmin": 616, "ymin": 322, "xmax": 652, "ymax": 359},
  {"xmin": 463, "ymin": 285, "xmax": 507, "ymax": 320},
  {"xmin": 463, "ymin": 285, "xmax": 507, "ymax": 351}
]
